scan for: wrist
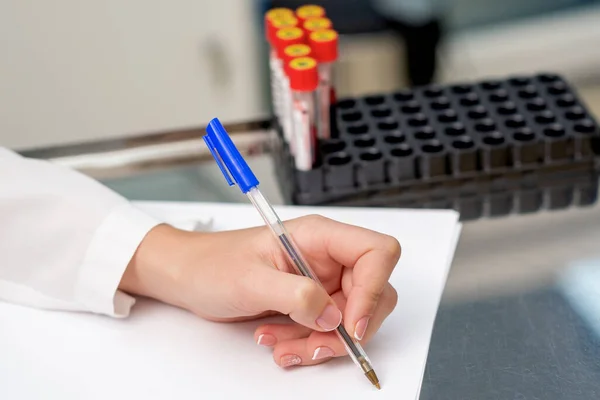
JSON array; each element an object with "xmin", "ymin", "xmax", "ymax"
[{"xmin": 120, "ymin": 224, "xmax": 191, "ymax": 306}]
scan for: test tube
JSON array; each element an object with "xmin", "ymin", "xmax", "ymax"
[
  {"xmin": 287, "ymin": 57, "xmax": 319, "ymax": 170},
  {"xmin": 281, "ymin": 44, "xmax": 313, "ymax": 155},
  {"xmin": 309, "ymin": 29, "xmax": 339, "ymax": 140},
  {"xmin": 302, "ymin": 17, "xmax": 333, "ymax": 35},
  {"xmin": 265, "ymin": 15, "xmax": 298, "ymax": 121},
  {"xmin": 295, "ymin": 5, "xmax": 326, "ymax": 24},
  {"xmin": 273, "ymin": 27, "xmax": 306, "ymax": 149}
]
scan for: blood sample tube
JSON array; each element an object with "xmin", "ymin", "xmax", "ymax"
[
  {"xmin": 265, "ymin": 16, "xmax": 298, "ymax": 121},
  {"xmin": 281, "ymin": 44, "xmax": 313, "ymax": 155},
  {"xmin": 287, "ymin": 57, "xmax": 319, "ymax": 170},
  {"xmin": 273, "ymin": 27, "xmax": 306, "ymax": 149},
  {"xmin": 295, "ymin": 5, "xmax": 326, "ymax": 24},
  {"xmin": 309, "ymin": 29, "xmax": 339, "ymax": 140}
]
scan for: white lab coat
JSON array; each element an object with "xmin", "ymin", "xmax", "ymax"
[{"xmin": 0, "ymin": 147, "xmax": 161, "ymax": 317}]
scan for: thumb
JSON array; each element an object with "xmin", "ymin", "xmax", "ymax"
[{"xmin": 243, "ymin": 267, "xmax": 342, "ymax": 332}]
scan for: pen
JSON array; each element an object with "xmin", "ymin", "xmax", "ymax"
[{"xmin": 203, "ymin": 118, "xmax": 381, "ymax": 390}]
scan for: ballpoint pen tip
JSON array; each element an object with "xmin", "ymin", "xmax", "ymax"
[{"xmin": 375, "ymin": 383, "xmax": 381, "ymax": 390}]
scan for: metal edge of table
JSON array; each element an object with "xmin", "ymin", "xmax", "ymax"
[{"xmin": 18, "ymin": 119, "xmax": 274, "ymax": 180}]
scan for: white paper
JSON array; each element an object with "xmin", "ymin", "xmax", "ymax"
[{"xmin": 0, "ymin": 202, "xmax": 461, "ymax": 400}]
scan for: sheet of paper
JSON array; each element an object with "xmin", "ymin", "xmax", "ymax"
[{"xmin": 0, "ymin": 202, "xmax": 461, "ymax": 400}]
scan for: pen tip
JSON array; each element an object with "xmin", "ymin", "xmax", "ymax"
[{"xmin": 365, "ymin": 369, "xmax": 381, "ymax": 390}]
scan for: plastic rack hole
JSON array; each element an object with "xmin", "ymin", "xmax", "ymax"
[
  {"xmin": 365, "ymin": 95, "xmax": 385, "ymax": 106},
  {"xmin": 548, "ymin": 82, "xmax": 567, "ymax": 95},
  {"xmin": 510, "ymin": 77, "xmax": 531, "ymax": 86},
  {"xmin": 322, "ymin": 140, "xmax": 346, "ymax": 154},
  {"xmin": 438, "ymin": 110, "xmax": 458, "ymax": 123},
  {"xmin": 452, "ymin": 136, "xmax": 475, "ymax": 150},
  {"xmin": 445, "ymin": 123, "xmax": 466, "ymax": 136},
  {"xmin": 431, "ymin": 97, "xmax": 450, "ymax": 110},
  {"xmin": 377, "ymin": 121, "xmax": 399, "ymax": 131},
  {"xmin": 371, "ymin": 108, "xmax": 392, "ymax": 118},
  {"xmin": 348, "ymin": 124, "xmax": 369, "ymax": 135},
  {"xmin": 327, "ymin": 153, "xmax": 353, "ymax": 166},
  {"xmin": 574, "ymin": 120, "xmax": 596, "ymax": 134},
  {"xmin": 460, "ymin": 93, "xmax": 480, "ymax": 106},
  {"xmin": 506, "ymin": 115, "xmax": 526, "ymax": 128},
  {"xmin": 341, "ymin": 111, "xmax": 362, "ymax": 122},
  {"xmin": 544, "ymin": 124, "xmax": 566, "ymax": 138},
  {"xmin": 391, "ymin": 144, "xmax": 413, "ymax": 157},
  {"xmin": 483, "ymin": 132, "xmax": 505, "ymax": 146},
  {"xmin": 393, "ymin": 90, "xmax": 414, "ymax": 101},
  {"xmin": 498, "ymin": 102, "xmax": 517, "ymax": 115},
  {"xmin": 354, "ymin": 136, "xmax": 376, "ymax": 148},
  {"xmin": 527, "ymin": 98, "xmax": 547, "ymax": 111},
  {"xmin": 481, "ymin": 81, "xmax": 502, "ymax": 90},
  {"xmin": 557, "ymin": 94, "xmax": 576, "ymax": 108},
  {"xmin": 476, "ymin": 119, "xmax": 497, "ymax": 132},
  {"xmin": 385, "ymin": 133, "xmax": 405, "ymax": 144},
  {"xmin": 468, "ymin": 106, "xmax": 488, "ymax": 119},
  {"xmin": 408, "ymin": 114, "xmax": 428, "ymax": 127},
  {"xmin": 566, "ymin": 107, "xmax": 586, "ymax": 121},
  {"xmin": 415, "ymin": 127, "xmax": 435, "ymax": 140},
  {"xmin": 401, "ymin": 101, "xmax": 421, "ymax": 114},
  {"xmin": 422, "ymin": 140, "xmax": 444, "ymax": 153},
  {"xmin": 535, "ymin": 111, "xmax": 556, "ymax": 124},
  {"xmin": 490, "ymin": 90, "xmax": 509, "ymax": 102},
  {"xmin": 452, "ymin": 84, "xmax": 473, "ymax": 94},
  {"xmin": 337, "ymin": 99, "xmax": 356, "ymax": 109},
  {"xmin": 538, "ymin": 73, "xmax": 559, "ymax": 83},
  {"xmin": 514, "ymin": 128, "xmax": 535, "ymax": 142},
  {"xmin": 424, "ymin": 86, "xmax": 444, "ymax": 98},
  {"xmin": 360, "ymin": 149, "xmax": 383, "ymax": 161},
  {"xmin": 518, "ymin": 86, "xmax": 538, "ymax": 99}
]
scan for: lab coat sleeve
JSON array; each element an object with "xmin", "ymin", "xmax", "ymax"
[{"xmin": 0, "ymin": 147, "xmax": 162, "ymax": 317}]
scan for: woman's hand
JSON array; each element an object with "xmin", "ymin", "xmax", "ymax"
[{"xmin": 120, "ymin": 215, "xmax": 400, "ymax": 368}]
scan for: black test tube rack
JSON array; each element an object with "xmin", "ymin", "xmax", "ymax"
[{"xmin": 272, "ymin": 73, "xmax": 600, "ymax": 220}]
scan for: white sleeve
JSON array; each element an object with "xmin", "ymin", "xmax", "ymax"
[{"xmin": 0, "ymin": 147, "xmax": 162, "ymax": 317}]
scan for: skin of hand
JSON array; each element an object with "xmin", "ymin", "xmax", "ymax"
[{"xmin": 120, "ymin": 215, "xmax": 400, "ymax": 368}]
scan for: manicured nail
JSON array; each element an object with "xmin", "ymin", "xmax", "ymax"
[
  {"xmin": 280, "ymin": 354, "xmax": 302, "ymax": 367},
  {"xmin": 316, "ymin": 305, "xmax": 342, "ymax": 331},
  {"xmin": 354, "ymin": 316, "xmax": 370, "ymax": 340},
  {"xmin": 257, "ymin": 333, "xmax": 277, "ymax": 347},
  {"xmin": 312, "ymin": 346, "xmax": 335, "ymax": 360}
]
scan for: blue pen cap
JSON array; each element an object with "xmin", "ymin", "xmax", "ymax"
[{"xmin": 203, "ymin": 118, "xmax": 259, "ymax": 193}]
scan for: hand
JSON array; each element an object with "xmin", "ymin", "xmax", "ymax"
[{"xmin": 120, "ymin": 215, "xmax": 400, "ymax": 368}]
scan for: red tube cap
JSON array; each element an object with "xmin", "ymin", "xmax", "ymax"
[
  {"xmin": 267, "ymin": 15, "xmax": 298, "ymax": 44},
  {"xmin": 288, "ymin": 57, "xmax": 319, "ymax": 92},
  {"xmin": 274, "ymin": 27, "xmax": 305, "ymax": 58},
  {"xmin": 283, "ymin": 44, "xmax": 312, "ymax": 65},
  {"xmin": 302, "ymin": 17, "xmax": 332, "ymax": 33},
  {"xmin": 308, "ymin": 29, "xmax": 339, "ymax": 63},
  {"xmin": 296, "ymin": 5, "xmax": 326, "ymax": 23}
]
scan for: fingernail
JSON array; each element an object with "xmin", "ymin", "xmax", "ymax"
[
  {"xmin": 257, "ymin": 333, "xmax": 277, "ymax": 347},
  {"xmin": 312, "ymin": 346, "xmax": 335, "ymax": 360},
  {"xmin": 316, "ymin": 305, "xmax": 342, "ymax": 331},
  {"xmin": 280, "ymin": 354, "xmax": 302, "ymax": 368},
  {"xmin": 354, "ymin": 316, "xmax": 370, "ymax": 340}
]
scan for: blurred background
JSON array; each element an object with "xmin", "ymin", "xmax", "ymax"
[{"xmin": 1, "ymin": 0, "xmax": 600, "ymax": 151}]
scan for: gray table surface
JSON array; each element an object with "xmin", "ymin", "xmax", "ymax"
[{"xmin": 101, "ymin": 154, "xmax": 600, "ymax": 400}]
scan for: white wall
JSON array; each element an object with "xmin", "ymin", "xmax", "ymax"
[{"xmin": 0, "ymin": 0, "xmax": 267, "ymax": 150}]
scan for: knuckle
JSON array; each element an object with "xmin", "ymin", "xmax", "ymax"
[
  {"xmin": 382, "ymin": 235, "xmax": 402, "ymax": 261},
  {"xmin": 294, "ymin": 279, "xmax": 321, "ymax": 310},
  {"xmin": 305, "ymin": 214, "xmax": 327, "ymax": 225}
]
